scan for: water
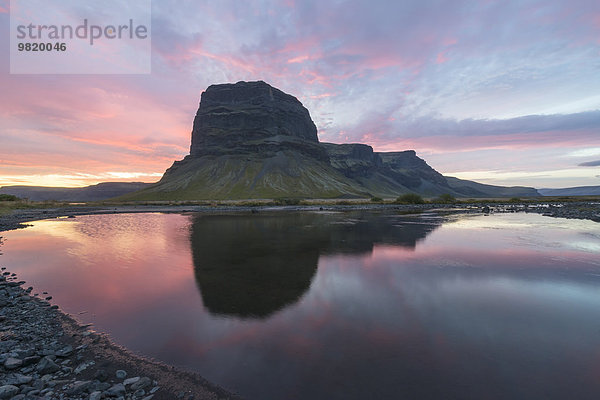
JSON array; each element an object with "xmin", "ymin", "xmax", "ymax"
[{"xmin": 2, "ymin": 211, "xmax": 600, "ymax": 400}]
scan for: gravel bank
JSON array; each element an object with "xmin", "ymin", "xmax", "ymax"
[{"xmin": 0, "ymin": 269, "xmax": 241, "ymax": 400}]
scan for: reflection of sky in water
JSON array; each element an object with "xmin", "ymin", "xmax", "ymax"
[{"xmin": 2, "ymin": 212, "xmax": 600, "ymax": 400}]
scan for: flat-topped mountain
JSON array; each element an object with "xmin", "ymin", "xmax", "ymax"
[
  {"xmin": 191, "ymin": 81, "xmax": 322, "ymax": 156},
  {"xmin": 123, "ymin": 81, "xmax": 538, "ymax": 200}
]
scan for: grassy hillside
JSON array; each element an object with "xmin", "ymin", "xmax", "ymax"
[{"xmin": 119, "ymin": 152, "xmax": 371, "ymax": 200}]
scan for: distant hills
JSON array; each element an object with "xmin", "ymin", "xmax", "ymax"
[
  {"xmin": 538, "ymin": 186, "xmax": 600, "ymax": 196},
  {"xmin": 120, "ymin": 81, "xmax": 539, "ymax": 200},
  {"xmin": 0, "ymin": 182, "xmax": 152, "ymax": 201}
]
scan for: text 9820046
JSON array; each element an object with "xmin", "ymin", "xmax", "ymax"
[{"xmin": 17, "ymin": 42, "xmax": 67, "ymax": 52}]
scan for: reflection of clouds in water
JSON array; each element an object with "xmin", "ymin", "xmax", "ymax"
[{"xmin": 23, "ymin": 214, "xmax": 192, "ymax": 268}]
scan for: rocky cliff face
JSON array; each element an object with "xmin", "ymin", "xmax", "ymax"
[
  {"xmin": 123, "ymin": 81, "xmax": 539, "ymax": 200},
  {"xmin": 189, "ymin": 81, "xmax": 326, "ymax": 160},
  {"xmin": 379, "ymin": 151, "xmax": 449, "ymax": 189},
  {"xmin": 322, "ymin": 143, "xmax": 382, "ymax": 179}
]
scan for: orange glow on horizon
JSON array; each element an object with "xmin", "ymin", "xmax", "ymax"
[{"xmin": 0, "ymin": 172, "xmax": 163, "ymax": 188}]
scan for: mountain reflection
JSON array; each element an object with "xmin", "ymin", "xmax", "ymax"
[{"xmin": 190, "ymin": 211, "xmax": 441, "ymax": 319}]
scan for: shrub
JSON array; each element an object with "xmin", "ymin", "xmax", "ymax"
[
  {"xmin": 370, "ymin": 196, "xmax": 383, "ymax": 203},
  {"xmin": 395, "ymin": 193, "xmax": 425, "ymax": 204},
  {"xmin": 434, "ymin": 193, "xmax": 456, "ymax": 204},
  {"xmin": 0, "ymin": 194, "xmax": 19, "ymax": 201},
  {"xmin": 273, "ymin": 198, "xmax": 300, "ymax": 206}
]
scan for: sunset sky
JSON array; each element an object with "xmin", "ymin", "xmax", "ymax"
[{"xmin": 1, "ymin": 0, "xmax": 599, "ymax": 188}]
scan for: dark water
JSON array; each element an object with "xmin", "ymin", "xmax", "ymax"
[{"xmin": 2, "ymin": 211, "xmax": 600, "ymax": 400}]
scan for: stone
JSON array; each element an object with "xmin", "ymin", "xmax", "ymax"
[
  {"xmin": 115, "ymin": 369, "xmax": 127, "ymax": 379},
  {"xmin": 123, "ymin": 376, "xmax": 140, "ymax": 386},
  {"xmin": 0, "ymin": 385, "xmax": 18, "ymax": 400},
  {"xmin": 22, "ymin": 356, "xmax": 40, "ymax": 366},
  {"xmin": 18, "ymin": 385, "xmax": 33, "ymax": 394},
  {"xmin": 3, "ymin": 357, "xmax": 23, "ymax": 370},
  {"xmin": 14, "ymin": 349, "xmax": 34, "ymax": 358},
  {"xmin": 2, "ymin": 373, "xmax": 32, "ymax": 385},
  {"xmin": 55, "ymin": 345, "xmax": 73, "ymax": 357},
  {"xmin": 91, "ymin": 382, "xmax": 111, "ymax": 392},
  {"xmin": 47, "ymin": 379, "xmax": 70, "ymax": 388},
  {"xmin": 130, "ymin": 377, "xmax": 151, "ymax": 391},
  {"xmin": 66, "ymin": 380, "xmax": 92, "ymax": 395},
  {"xmin": 36, "ymin": 357, "xmax": 59, "ymax": 374},
  {"xmin": 89, "ymin": 391, "xmax": 102, "ymax": 400},
  {"xmin": 93, "ymin": 369, "xmax": 108, "ymax": 382},
  {"xmin": 105, "ymin": 383, "xmax": 126, "ymax": 397},
  {"xmin": 74, "ymin": 360, "xmax": 95, "ymax": 374},
  {"xmin": 32, "ymin": 379, "xmax": 45, "ymax": 390}
]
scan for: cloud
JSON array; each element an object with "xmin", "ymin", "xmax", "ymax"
[
  {"xmin": 567, "ymin": 147, "xmax": 600, "ymax": 158},
  {"xmin": 579, "ymin": 160, "xmax": 600, "ymax": 167},
  {"xmin": 331, "ymin": 110, "xmax": 600, "ymax": 153},
  {"xmin": 2, "ymin": 0, "xmax": 600, "ymax": 187}
]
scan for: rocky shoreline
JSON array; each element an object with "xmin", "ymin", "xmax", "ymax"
[
  {"xmin": 0, "ymin": 201, "xmax": 598, "ymax": 234},
  {"xmin": 0, "ymin": 268, "xmax": 241, "ymax": 400}
]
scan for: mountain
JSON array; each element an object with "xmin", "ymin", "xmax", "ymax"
[
  {"xmin": 445, "ymin": 177, "xmax": 540, "ymax": 198},
  {"xmin": 0, "ymin": 182, "xmax": 152, "ymax": 201},
  {"xmin": 538, "ymin": 186, "xmax": 600, "ymax": 196},
  {"xmin": 119, "ymin": 80, "xmax": 539, "ymax": 200}
]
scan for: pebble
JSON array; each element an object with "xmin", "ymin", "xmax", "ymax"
[
  {"xmin": 89, "ymin": 391, "xmax": 102, "ymax": 400},
  {"xmin": 36, "ymin": 356, "xmax": 60, "ymax": 374},
  {"xmin": 0, "ymin": 385, "xmax": 19, "ymax": 399},
  {"xmin": 74, "ymin": 360, "xmax": 95, "ymax": 374},
  {"xmin": 65, "ymin": 380, "xmax": 92, "ymax": 395},
  {"xmin": 123, "ymin": 376, "xmax": 140, "ymax": 386},
  {"xmin": 3, "ymin": 357, "xmax": 23, "ymax": 370},
  {"xmin": 93, "ymin": 369, "xmax": 108, "ymax": 382},
  {"xmin": 22, "ymin": 355, "xmax": 40, "ymax": 366},
  {"xmin": 106, "ymin": 383, "xmax": 126, "ymax": 397},
  {"xmin": 115, "ymin": 369, "xmax": 127, "ymax": 379},
  {"xmin": 55, "ymin": 345, "xmax": 74, "ymax": 357},
  {"xmin": 131, "ymin": 377, "xmax": 152, "ymax": 391},
  {"xmin": 2, "ymin": 373, "xmax": 32, "ymax": 385}
]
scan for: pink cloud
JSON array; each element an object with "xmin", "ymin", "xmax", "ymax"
[
  {"xmin": 368, "ymin": 129, "xmax": 600, "ymax": 154},
  {"xmin": 308, "ymin": 93, "xmax": 334, "ymax": 99},
  {"xmin": 287, "ymin": 55, "xmax": 310, "ymax": 64}
]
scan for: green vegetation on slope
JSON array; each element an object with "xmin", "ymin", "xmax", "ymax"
[{"xmin": 120, "ymin": 152, "xmax": 372, "ymax": 201}]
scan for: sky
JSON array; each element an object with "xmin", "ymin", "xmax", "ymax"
[{"xmin": 1, "ymin": 0, "xmax": 599, "ymax": 188}]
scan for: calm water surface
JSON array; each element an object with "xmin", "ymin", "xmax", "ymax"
[{"xmin": 2, "ymin": 211, "xmax": 600, "ymax": 400}]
